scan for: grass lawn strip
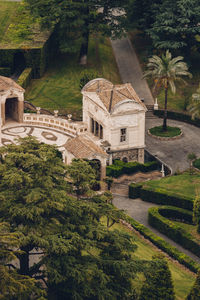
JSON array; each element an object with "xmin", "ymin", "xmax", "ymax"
[
  {"xmin": 25, "ymin": 35, "xmax": 121, "ymax": 120},
  {"xmin": 143, "ymin": 173, "xmax": 200, "ymax": 200},
  {"xmin": 0, "ymin": 1, "xmax": 49, "ymax": 48},
  {"xmin": 113, "ymin": 221, "xmax": 195, "ymax": 300},
  {"xmin": 149, "ymin": 125, "xmax": 181, "ymax": 138}
]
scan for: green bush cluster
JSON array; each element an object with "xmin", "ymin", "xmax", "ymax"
[
  {"xmin": 126, "ymin": 215, "xmax": 200, "ymax": 273},
  {"xmin": 129, "ymin": 184, "xmax": 193, "ymax": 210},
  {"xmin": 193, "ymin": 158, "xmax": 200, "ymax": 170},
  {"xmin": 154, "ymin": 109, "xmax": 200, "ymax": 128},
  {"xmin": 0, "ymin": 67, "xmax": 11, "ymax": 77},
  {"xmin": 17, "ymin": 68, "xmax": 32, "ymax": 89},
  {"xmin": 106, "ymin": 160, "xmax": 159, "ymax": 178},
  {"xmin": 148, "ymin": 206, "xmax": 200, "ymax": 258}
]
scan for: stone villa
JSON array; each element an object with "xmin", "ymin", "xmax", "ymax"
[{"xmin": 0, "ymin": 76, "xmax": 147, "ymax": 179}]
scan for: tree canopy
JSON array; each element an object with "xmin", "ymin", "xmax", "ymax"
[
  {"xmin": 0, "ymin": 137, "xmax": 143, "ymax": 299},
  {"xmin": 25, "ymin": 0, "xmax": 129, "ymax": 63},
  {"xmin": 127, "ymin": 0, "xmax": 200, "ymax": 54}
]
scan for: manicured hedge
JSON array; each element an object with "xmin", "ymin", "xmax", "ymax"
[
  {"xmin": 193, "ymin": 158, "xmax": 200, "ymax": 170},
  {"xmin": 148, "ymin": 206, "xmax": 200, "ymax": 258},
  {"xmin": 129, "ymin": 184, "xmax": 193, "ymax": 210},
  {"xmin": 126, "ymin": 215, "xmax": 200, "ymax": 273},
  {"xmin": 106, "ymin": 160, "xmax": 159, "ymax": 178},
  {"xmin": 17, "ymin": 68, "xmax": 32, "ymax": 89},
  {"xmin": 0, "ymin": 67, "xmax": 11, "ymax": 77},
  {"xmin": 154, "ymin": 109, "xmax": 200, "ymax": 128}
]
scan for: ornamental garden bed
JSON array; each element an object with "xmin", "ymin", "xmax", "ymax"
[{"xmin": 148, "ymin": 126, "xmax": 182, "ymax": 140}]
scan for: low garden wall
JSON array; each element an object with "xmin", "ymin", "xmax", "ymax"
[
  {"xmin": 154, "ymin": 109, "xmax": 200, "ymax": 128},
  {"xmin": 23, "ymin": 113, "xmax": 87, "ymax": 137}
]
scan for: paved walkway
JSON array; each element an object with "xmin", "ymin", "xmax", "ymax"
[
  {"xmin": 111, "ymin": 35, "xmax": 200, "ymax": 173},
  {"xmin": 146, "ymin": 118, "xmax": 200, "ymax": 173},
  {"xmin": 111, "ymin": 37, "xmax": 154, "ymax": 105},
  {"xmin": 113, "ymin": 195, "xmax": 200, "ymax": 263}
]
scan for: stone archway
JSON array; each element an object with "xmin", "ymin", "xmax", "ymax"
[{"xmin": 1, "ymin": 97, "xmax": 24, "ymax": 125}]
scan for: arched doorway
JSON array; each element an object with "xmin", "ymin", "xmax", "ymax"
[{"xmin": 5, "ymin": 97, "xmax": 20, "ymax": 122}]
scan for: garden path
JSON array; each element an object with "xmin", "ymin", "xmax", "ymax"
[{"xmin": 113, "ymin": 195, "xmax": 200, "ymax": 264}]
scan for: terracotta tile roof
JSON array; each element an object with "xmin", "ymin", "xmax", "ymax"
[
  {"xmin": 65, "ymin": 135, "xmax": 107, "ymax": 158},
  {"xmin": 82, "ymin": 78, "xmax": 146, "ymax": 112},
  {"xmin": 0, "ymin": 76, "xmax": 24, "ymax": 93}
]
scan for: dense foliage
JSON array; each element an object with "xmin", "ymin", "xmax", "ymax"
[
  {"xmin": 0, "ymin": 137, "xmax": 144, "ymax": 299},
  {"xmin": 127, "ymin": 0, "xmax": 200, "ymax": 54}
]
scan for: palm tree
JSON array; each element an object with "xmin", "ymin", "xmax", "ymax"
[
  {"xmin": 143, "ymin": 50, "xmax": 192, "ymax": 131},
  {"xmin": 187, "ymin": 84, "xmax": 200, "ymax": 119}
]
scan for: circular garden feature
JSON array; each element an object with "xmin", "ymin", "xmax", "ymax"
[{"xmin": 149, "ymin": 126, "xmax": 182, "ymax": 139}]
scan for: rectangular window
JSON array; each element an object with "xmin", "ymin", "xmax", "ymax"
[
  {"xmin": 120, "ymin": 128, "xmax": 126, "ymax": 142},
  {"xmin": 91, "ymin": 118, "xmax": 94, "ymax": 133},
  {"xmin": 100, "ymin": 125, "xmax": 103, "ymax": 139}
]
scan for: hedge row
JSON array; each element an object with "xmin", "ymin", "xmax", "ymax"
[
  {"xmin": 154, "ymin": 109, "xmax": 200, "ymax": 128},
  {"xmin": 129, "ymin": 184, "xmax": 193, "ymax": 210},
  {"xmin": 106, "ymin": 161, "xmax": 159, "ymax": 178},
  {"xmin": 148, "ymin": 206, "xmax": 200, "ymax": 258},
  {"xmin": 17, "ymin": 68, "xmax": 32, "ymax": 89},
  {"xmin": 126, "ymin": 215, "xmax": 200, "ymax": 273},
  {"xmin": 0, "ymin": 67, "xmax": 11, "ymax": 77}
]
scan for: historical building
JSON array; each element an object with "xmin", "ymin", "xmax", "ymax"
[
  {"xmin": 0, "ymin": 76, "xmax": 147, "ymax": 179},
  {"xmin": 81, "ymin": 78, "xmax": 147, "ymax": 164}
]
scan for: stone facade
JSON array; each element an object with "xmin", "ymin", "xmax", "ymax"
[{"xmin": 81, "ymin": 78, "xmax": 147, "ymax": 164}]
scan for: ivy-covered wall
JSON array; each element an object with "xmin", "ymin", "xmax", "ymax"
[{"xmin": 0, "ymin": 31, "xmax": 57, "ymax": 78}]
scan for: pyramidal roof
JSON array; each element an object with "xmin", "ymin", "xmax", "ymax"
[
  {"xmin": 0, "ymin": 76, "xmax": 24, "ymax": 93},
  {"xmin": 82, "ymin": 78, "xmax": 146, "ymax": 112}
]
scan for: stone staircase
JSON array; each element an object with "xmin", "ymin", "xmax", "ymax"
[{"xmin": 146, "ymin": 104, "xmax": 157, "ymax": 119}]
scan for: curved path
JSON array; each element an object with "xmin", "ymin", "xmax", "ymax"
[{"xmin": 113, "ymin": 195, "xmax": 200, "ymax": 263}]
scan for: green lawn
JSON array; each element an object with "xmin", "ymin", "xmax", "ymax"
[
  {"xmin": 0, "ymin": 1, "xmax": 49, "ymax": 48},
  {"xmin": 143, "ymin": 173, "xmax": 200, "ymax": 199},
  {"xmin": 0, "ymin": 1, "xmax": 17, "ymax": 41},
  {"xmin": 113, "ymin": 222, "xmax": 195, "ymax": 300},
  {"xmin": 25, "ymin": 35, "xmax": 121, "ymax": 120},
  {"xmin": 173, "ymin": 220, "xmax": 200, "ymax": 245},
  {"xmin": 129, "ymin": 30, "xmax": 200, "ymax": 113},
  {"xmin": 149, "ymin": 125, "xmax": 181, "ymax": 137}
]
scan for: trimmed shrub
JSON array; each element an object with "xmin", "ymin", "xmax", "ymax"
[
  {"xmin": 106, "ymin": 161, "xmax": 159, "ymax": 178},
  {"xmin": 126, "ymin": 215, "xmax": 199, "ymax": 273},
  {"xmin": 148, "ymin": 206, "xmax": 200, "ymax": 258},
  {"xmin": 129, "ymin": 185, "xmax": 194, "ymax": 210},
  {"xmin": 129, "ymin": 183, "xmax": 142, "ymax": 199},
  {"xmin": 193, "ymin": 158, "xmax": 200, "ymax": 170},
  {"xmin": 0, "ymin": 67, "xmax": 11, "ymax": 77},
  {"xmin": 17, "ymin": 68, "xmax": 32, "ymax": 89},
  {"xmin": 154, "ymin": 109, "xmax": 200, "ymax": 128}
]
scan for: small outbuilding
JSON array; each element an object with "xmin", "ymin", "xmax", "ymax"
[{"xmin": 0, "ymin": 76, "xmax": 24, "ymax": 126}]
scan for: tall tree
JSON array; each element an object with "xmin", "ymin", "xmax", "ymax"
[
  {"xmin": 143, "ymin": 50, "xmax": 192, "ymax": 131},
  {"xmin": 140, "ymin": 255, "xmax": 175, "ymax": 300},
  {"xmin": 147, "ymin": 0, "xmax": 200, "ymax": 55},
  {"xmin": 0, "ymin": 137, "xmax": 141, "ymax": 298},
  {"xmin": 186, "ymin": 270, "xmax": 200, "ymax": 300},
  {"xmin": 0, "ymin": 137, "xmax": 68, "ymax": 284},
  {"xmin": 0, "ymin": 222, "xmax": 44, "ymax": 299},
  {"xmin": 25, "ymin": 0, "xmax": 129, "ymax": 64}
]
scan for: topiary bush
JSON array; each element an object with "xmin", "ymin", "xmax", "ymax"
[
  {"xmin": 106, "ymin": 161, "xmax": 159, "ymax": 178},
  {"xmin": 193, "ymin": 158, "xmax": 200, "ymax": 170},
  {"xmin": 129, "ymin": 185, "xmax": 194, "ymax": 210},
  {"xmin": 148, "ymin": 206, "xmax": 200, "ymax": 258}
]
